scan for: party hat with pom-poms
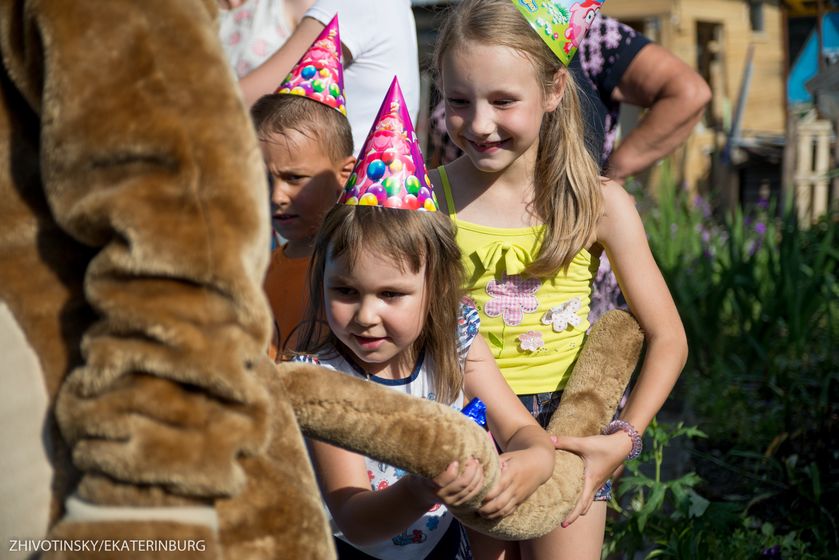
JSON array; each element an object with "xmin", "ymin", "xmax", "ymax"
[
  {"xmin": 339, "ymin": 77, "xmax": 437, "ymax": 211},
  {"xmin": 276, "ymin": 15, "xmax": 346, "ymax": 115},
  {"xmin": 512, "ymin": 0, "xmax": 604, "ymax": 66}
]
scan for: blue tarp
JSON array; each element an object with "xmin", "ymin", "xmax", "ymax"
[{"xmin": 788, "ymin": 13, "xmax": 839, "ymax": 104}]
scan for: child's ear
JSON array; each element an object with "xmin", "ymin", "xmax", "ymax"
[
  {"xmin": 545, "ymin": 68, "xmax": 568, "ymax": 112},
  {"xmin": 336, "ymin": 156, "xmax": 357, "ymax": 190}
]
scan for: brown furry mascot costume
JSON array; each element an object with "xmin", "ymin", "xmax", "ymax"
[{"xmin": 0, "ymin": 1, "xmax": 642, "ymax": 558}]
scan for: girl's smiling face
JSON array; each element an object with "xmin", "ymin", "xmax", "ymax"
[
  {"xmin": 441, "ymin": 41, "xmax": 563, "ymax": 174},
  {"xmin": 323, "ymin": 248, "xmax": 427, "ymax": 378}
]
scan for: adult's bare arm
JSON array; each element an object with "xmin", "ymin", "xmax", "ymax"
[
  {"xmin": 239, "ymin": 16, "xmax": 328, "ymax": 107},
  {"xmin": 605, "ymin": 44, "xmax": 711, "ymax": 183}
]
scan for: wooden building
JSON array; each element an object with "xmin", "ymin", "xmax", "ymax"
[
  {"xmin": 605, "ymin": 0, "xmax": 786, "ymax": 134},
  {"xmin": 602, "ymin": 0, "xmax": 788, "ymax": 202}
]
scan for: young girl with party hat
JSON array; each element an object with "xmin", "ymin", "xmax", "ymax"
[
  {"xmin": 430, "ymin": 0, "xmax": 688, "ymax": 558},
  {"xmin": 295, "ymin": 77, "xmax": 556, "ymax": 560}
]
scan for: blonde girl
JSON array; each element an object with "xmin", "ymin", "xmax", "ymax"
[
  {"xmin": 296, "ymin": 204, "xmax": 555, "ymax": 560},
  {"xmin": 431, "ymin": 0, "xmax": 688, "ymax": 558}
]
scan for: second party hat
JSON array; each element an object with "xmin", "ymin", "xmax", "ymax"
[
  {"xmin": 276, "ymin": 14, "xmax": 347, "ymax": 115},
  {"xmin": 512, "ymin": 0, "xmax": 605, "ymax": 65}
]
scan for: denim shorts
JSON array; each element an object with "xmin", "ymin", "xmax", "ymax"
[{"xmin": 517, "ymin": 390, "xmax": 612, "ymax": 501}]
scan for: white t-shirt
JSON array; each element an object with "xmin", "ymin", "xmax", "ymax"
[
  {"xmin": 304, "ymin": 0, "xmax": 420, "ymax": 155},
  {"xmin": 309, "ymin": 349, "xmax": 463, "ymax": 560}
]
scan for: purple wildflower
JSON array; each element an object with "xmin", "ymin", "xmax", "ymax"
[
  {"xmin": 693, "ymin": 194, "xmax": 712, "ymax": 219},
  {"xmin": 761, "ymin": 545, "xmax": 782, "ymax": 558}
]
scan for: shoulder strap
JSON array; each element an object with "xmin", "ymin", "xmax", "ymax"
[
  {"xmin": 456, "ymin": 300, "xmax": 481, "ymax": 366},
  {"xmin": 437, "ymin": 165, "xmax": 458, "ymax": 223},
  {"xmin": 290, "ymin": 354, "xmax": 321, "ymax": 366}
]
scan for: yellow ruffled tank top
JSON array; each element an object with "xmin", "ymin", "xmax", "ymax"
[{"xmin": 438, "ymin": 166, "xmax": 600, "ymax": 394}]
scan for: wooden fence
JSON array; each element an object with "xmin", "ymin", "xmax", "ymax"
[{"xmin": 791, "ymin": 113, "xmax": 837, "ymax": 224}]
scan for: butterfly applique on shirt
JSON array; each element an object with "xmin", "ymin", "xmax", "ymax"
[{"xmin": 541, "ymin": 296, "xmax": 582, "ymax": 332}]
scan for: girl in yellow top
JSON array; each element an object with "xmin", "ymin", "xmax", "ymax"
[{"xmin": 430, "ymin": 1, "xmax": 688, "ymax": 558}]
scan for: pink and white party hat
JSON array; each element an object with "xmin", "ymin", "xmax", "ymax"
[
  {"xmin": 338, "ymin": 77, "xmax": 437, "ymax": 211},
  {"xmin": 276, "ymin": 14, "xmax": 347, "ymax": 115}
]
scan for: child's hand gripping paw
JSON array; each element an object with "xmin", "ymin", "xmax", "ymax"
[
  {"xmin": 553, "ymin": 432, "xmax": 632, "ymax": 527},
  {"xmin": 407, "ymin": 458, "xmax": 485, "ymax": 509},
  {"xmin": 478, "ymin": 447, "xmax": 554, "ymax": 520}
]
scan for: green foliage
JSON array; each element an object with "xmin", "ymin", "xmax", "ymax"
[
  {"xmin": 644, "ymin": 179, "xmax": 837, "ymax": 390},
  {"xmin": 604, "ymin": 420, "xmax": 818, "ymax": 559},
  {"xmin": 639, "ymin": 173, "xmax": 838, "ymax": 439},
  {"xmin": 606, "ymin": 173, "xmax": 838, "ymax": 558}
]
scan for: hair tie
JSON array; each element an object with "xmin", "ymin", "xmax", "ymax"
[{"xmin": 603, "ymin": 419, "xmax": 642, "ymax": 460}]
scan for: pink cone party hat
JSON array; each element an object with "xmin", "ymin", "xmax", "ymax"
[
  {"xmin": 512, "ymin": 0, "xmax": 604, "ymax": 65},
  {"xmin": 338, "ymin": 77, "xmax": 437, "ymax": 211},
  {"xmin": 276, "ymin": 15, "xmax": 347, "ymax": 115}
]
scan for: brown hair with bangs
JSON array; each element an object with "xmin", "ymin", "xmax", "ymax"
[
  {"xmin": 251, "ymin": 94, "xmax": 353, "ymax": 162},
  {"xmin": 433, "ymin": 0, "xmax": 603, "ymax": 276},
  {"xmin": 296, "ymin": 205, "xmax": 466, "ymax": 405}
]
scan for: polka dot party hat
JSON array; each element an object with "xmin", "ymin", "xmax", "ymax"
[
  {"xmin": 338, "ymin": 76, "xmax": 437, "ymax": 211},
  {"xmin": 276, "ymin": 14, "xmax": 346, "ymax": 116},
  {"xmin": 512, "ymin": 0, "xmax": 605, "ymax": 66}
]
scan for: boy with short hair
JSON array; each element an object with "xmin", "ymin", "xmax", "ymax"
[{"xmin": 252, "ymin": 16, "xmax": 354, "ymax": 357}]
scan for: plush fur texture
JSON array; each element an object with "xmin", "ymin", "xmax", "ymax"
[
  {"xmin": 0, "ymin": 1, "xmax": 317, "ymax": 557},
  {"xmin": 216, "ymin": 357, "xmax": 335, "ymax": 560},
  {"xmin": 282, "ymin": 309, "xmax": 643, "ymax": 541},
  {"xmin": 0, "ymin": 0, "xmax": 643, "ymax": 556}
]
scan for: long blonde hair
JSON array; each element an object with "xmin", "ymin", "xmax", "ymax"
[
  {"xmin": 433, "ymin": 0, "xmax": 603, "ymax": 276},
  {"xmin": 296, "ymin": 205, "xmax": 465, "ymax": 405}
]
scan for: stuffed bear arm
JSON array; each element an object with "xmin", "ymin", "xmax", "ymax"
[
  {"xmin": 0, "ymin": 0, "xmax": 271, "ymax": 535},
  {"xmin": 281, "ymin": 309, "xmax": 643, "ymax": 541}
]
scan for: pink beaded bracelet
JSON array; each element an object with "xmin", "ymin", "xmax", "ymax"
[{"xmin": 603, "ymin": 419, "xmax": 643, "ymax": 460}]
